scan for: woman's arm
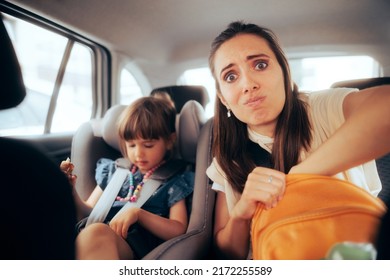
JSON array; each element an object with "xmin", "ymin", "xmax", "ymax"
[
  {"xmin": 213, "ymin": 167, "xmax": 285, "ymax": 259},
  {"xmin": 290, "ymin": 85, "xmax": 390, "ymax": 175},
  {"xmin": 214, "ymin": 191, "xmax": 251, "ymax": 259},
  {"xmin": 110, "ymin": 199, "xmax": 188, "ymax": 240}
]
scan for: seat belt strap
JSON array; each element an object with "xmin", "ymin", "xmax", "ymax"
[
  {"xmin": 86, "ymin": 166, "xmax": 163, "ymax": 226},
  {"xmin": 86, "ymin": 166, "xmax": 129, "ymax": 226},
  {"xmin": 112, "ymin": 178, "xmax": 161, "ymax": 219},
  {"xmin": 85, "ymin": 158, "xmax": 182, "ymax": 227}
]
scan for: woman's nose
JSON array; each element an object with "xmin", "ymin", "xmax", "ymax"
[{"xmin": 242, "ymin": 73, "xmax": 259, "ymax": 93}]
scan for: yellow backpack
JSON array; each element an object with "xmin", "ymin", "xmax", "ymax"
[{"xmin": 251, "ymin": 174, "xmax": 386, "ymax": 260}]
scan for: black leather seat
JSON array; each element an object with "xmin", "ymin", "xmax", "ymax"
[
  {"xmin": 0, "ymin": 16, "xmax": 77, "ymax": 260},
  {"xmin": 331, "ymin": 77, "xmax": 390, "ymax": 90}
]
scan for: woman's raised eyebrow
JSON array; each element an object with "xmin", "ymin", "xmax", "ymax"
[
  {"xmin": 246, "ymin": 53, "xmax": 270, "ymax": 61},
  {"xmin": 220, "ymin": 63, "xmax": 234, "ymax": 77},
  {"xmin": 219, "ymin": 54, "xmax": 271, "ymax": 76}
]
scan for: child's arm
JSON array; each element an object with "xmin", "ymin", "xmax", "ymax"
[
  {"xmin": 71, "ymin": 186, "xmax": 103, "ymax": 221},
  {"xmin": 109, "ymin": 199, "xmax": 188, "ymax": 240},
  {"xmin": 60, "ymin": 158, "xmax": 103, "ymax": 220}
]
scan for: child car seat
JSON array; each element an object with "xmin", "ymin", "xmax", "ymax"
[
  {"xmin": 144, "ymin": 118, "xmax": 216, "ymax": 259},
  {"xmin": 70, "ymin": 95, "xmax": 213, "ymax": 259}
]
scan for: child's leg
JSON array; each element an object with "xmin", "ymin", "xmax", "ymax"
[{"xmin": 76, "ymin": 223, "xmax": 134, "ymax": 259}]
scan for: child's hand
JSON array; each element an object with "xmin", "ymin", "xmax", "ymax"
[
  {"xmin": 60, "ymin": 157, "xmax": 77, "ymax": 187},
  {"xmin": 109, "ymin": 208, "xmax": 140, "ymax": 239},
  {"xmin": 60, "ymin": 157, "xmax": 74, "ymax": 175}
]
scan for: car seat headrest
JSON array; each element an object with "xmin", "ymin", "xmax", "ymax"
[
  {"xmin": 101, "ymin": 105, "xmax": 126, "ymax": 152},
  {"xmin": 99, "ymin": 100, "xmax": 206, "ymax": 163},
  {"xmin": 0, "ymin": 17, "xmax": 26, "ymax": 109},
  {"xmin": 151, "ymin": 85, "xmax": 209, "ymax": 112},
  {"xmin": 178, "ymin": 100, "xmax": 207, "ymax": 163}
]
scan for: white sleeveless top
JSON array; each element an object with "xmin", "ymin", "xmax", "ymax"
[{"xmin": 207, "ymin": 87, "xmax": 382, "ymax": 214}]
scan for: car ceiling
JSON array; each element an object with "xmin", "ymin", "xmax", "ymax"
[{"xmin": 5, "ymin": 0, "xmax": 390, "ymax": 87}]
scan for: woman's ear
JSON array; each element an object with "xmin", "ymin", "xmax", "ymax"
[{"xmin": 217, "ymin": 90, "xmax": 228, "ymax": 107}]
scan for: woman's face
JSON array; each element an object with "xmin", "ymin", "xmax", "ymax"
[{"xmin": 213, "ymin": 34, "xmax": 286, "ymax": 137}]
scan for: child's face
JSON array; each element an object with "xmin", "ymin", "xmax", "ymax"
[{"xmin": 125, "ymin": 137, "xmax": 172, "ymax": 174}]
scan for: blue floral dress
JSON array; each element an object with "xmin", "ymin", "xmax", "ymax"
[{"xmin": 95, "ymin": 158, "xmax": 194, "ymax": 258}]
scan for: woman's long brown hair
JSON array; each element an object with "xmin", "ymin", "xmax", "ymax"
[{"xmin": 209, "ymin": 21, "xmax": 312, "ymax": 193}]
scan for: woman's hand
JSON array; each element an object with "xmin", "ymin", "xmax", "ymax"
[
  {"xmin": 109, "ymin": 208, "xmax": 140, "ymax": 239},
  {"xmin": 232, "ymin": 167, "xmax": 286, "ymax": 220}
]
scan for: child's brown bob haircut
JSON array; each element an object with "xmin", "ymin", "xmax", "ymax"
[{"xmin": 117, "ymin": 96, "xmax": 177, "ymax": 157}]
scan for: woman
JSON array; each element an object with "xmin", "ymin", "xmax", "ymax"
[{"xmin": 206, "ymin": 21, "xmax": 390, "ymax": 259}]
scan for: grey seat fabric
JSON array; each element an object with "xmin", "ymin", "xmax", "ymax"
[
  {"xmin": 144, "ymin": 118, "xmax": 215, "ymax": 259},
  {"xmin": 331, "ymin": 77, "xmax": 390, "ymax": 207},
  {"xmin": 71, "ymin": 106, "xmax": 123, "ymax": 199},
  {"xmin": 71, "ymin": 99, "xmax": 210, "ymax": 259}
]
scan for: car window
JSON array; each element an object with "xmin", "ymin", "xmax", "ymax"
[
  {"xmin": 178, "ymin": 67, "xmax": 216, "ymax": 118},
  {"xmin": 51, "ymin": 42, "xmax": 93, "ymax": 133},
  {"xmin": 0, "ymin": 14, "xmax": 94, "ymax": 136},
  {"xmin": 289, "ymin": 56, "xmax": 381, "ymax": 91},
  {"xmin": 119, "ymin": 68, "xmax": 143, "ymax": 105}
]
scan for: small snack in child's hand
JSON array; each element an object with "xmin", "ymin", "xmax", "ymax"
[{"xmin": 60, "ymin": 157, "xmax": 74, "ymax": 176}]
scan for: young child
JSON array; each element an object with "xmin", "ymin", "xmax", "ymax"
[{"xmin": 60, "ymin": 96, "xmax": 194, "ymax": 259}]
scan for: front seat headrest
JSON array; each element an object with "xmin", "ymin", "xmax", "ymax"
[
  {"xmin": 0, "ymin": 16, "xmax": 26, "ymax": 109},
  {"xmin": 331, "ymin": 77, "xmax": 390, "ymax": 90},
  {"xmin": 151, "ymin": 85, "xmax": 209, "ymax": 112}
]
